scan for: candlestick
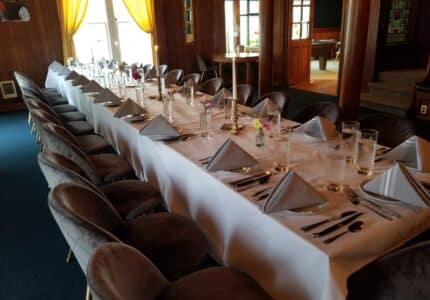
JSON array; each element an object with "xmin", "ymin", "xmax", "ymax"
[
  {"xmin": 154, "ymin": 45, "xmax": 160, "ymax": 77},
  {"xmin": 232, "ymin": 56, "xmax": 237, "ymax": 100}
]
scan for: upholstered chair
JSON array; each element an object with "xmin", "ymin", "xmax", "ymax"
[
  {"xmin": 49, "ymin": 183, "xmax": 208, "ymax": 280},
  {"xmin": 197, "ymin": 55, "xmax": 218, "ymax": 83},
  {"xmin": 25, "ymin": 95, "xmax": 87, "ymax": 122},
  {"xmin": 293, "ymin": 102, "xmax": 340, "ymax": 124},
  {"xmin": 253, "ymin": 91, "xmax": 289, "ymax": 115},
  {"xmin": 200, "ymin": 78, "xmax": 224, "ymax": 95},
  {"xmin": 229, "ymin": 84, "xmax": 254, "ymax": 106},
  {"xmin": 88, "ymin": 243, "xmax": 274, "ymax": 300},
  {"xmin": 181, "ymin": 73, "xmax": 201, "ymax": 87},
  {"xmin": 347, "ymin": 241, "xmax": 430, "ymax": 300},
  {"xmin": 142, "ymin": 64, "xmax": 154, "ymax": 78},
  {"xmin": 38, "ymin": 150, "xmax": 161, "ymax": 220},
  {"xmin": 359, "ymin": 114, "xmax": 416, "ymax": 148},
  {"xmin": 41, "ymin": 123, "xmax": 134, "ymax": 184},
  {"xmin": 146, "ymin": 64, "xmax": 168, "ymax": 79},
  {"xmin": 159, "ymin": 64, "xmax": 168, "ymax": 77},
  {"xmin": 164, "ymin": 69, "xmax": 184, "ymax": 86}
]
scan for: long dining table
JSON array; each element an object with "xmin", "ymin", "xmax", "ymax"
[{"xmin": 46, "ymin": 68, "xmax": 430, "ymax": 300}]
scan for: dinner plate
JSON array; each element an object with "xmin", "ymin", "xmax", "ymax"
[
  {"xmin": 359, "ymin": 180, "xmax": 403, "ymax": 204},
  {"xmin": 122, "ymin": 114, "xmax": 146, "ymax": 123},
  {"xmin": 195, "ymin": 91, "xmax": 204, "ymax": 96},
  {"xmin": 104, "ymin": 101, "xmax": 120, "ymax": 107},
  {"xmin": 283, "ymin": 201, "xmax": 328, "ymax": 215}
]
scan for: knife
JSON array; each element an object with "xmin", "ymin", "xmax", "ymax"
[
  {"xmin": 230, "ymin": 172, "xmax": 270, "ymax": 187},
  {"xmin": 312, "ymin": 212, "xmax": 364, "ymax": 238},
  {"xmin": 300, "ymin": 210, "xmax": 357, "ymax": 232}
]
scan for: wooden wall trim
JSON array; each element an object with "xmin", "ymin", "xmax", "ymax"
[{"xmin": 259, "ymin": 0, "xmax": 274, "ymax": 95}]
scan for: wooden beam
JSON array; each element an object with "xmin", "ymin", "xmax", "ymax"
[
  {"xmin": 338, "ymin": 0, "xmax": 371, "ymax": 120},
  {"xmin": 259, "ymin": 0, "xmax": 274, "ymax": 96}
]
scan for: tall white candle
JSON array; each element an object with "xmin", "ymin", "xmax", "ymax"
[
  {"xmin": 154, "ymin": 45, "xmax": 160, "ymax": 77},
  {"xmin": 232, "ymin": 56, "xmax": 237, "ymax": 100}
]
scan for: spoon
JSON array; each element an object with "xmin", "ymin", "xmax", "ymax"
[{"xmin": 323, "ymin": 221, "xmax": 364, "ymax": 244}]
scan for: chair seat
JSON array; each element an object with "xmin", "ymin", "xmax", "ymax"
[
  {"xmin": 41, "ymin": 87, "xmax": 60, "ymax": 95},
  {"xmin": 122, "ymin": 212, "xmax": 207, "ymax": 279},
  {"xmin": 47, "ymin": 97, "xmax": 69, "ymax": 106},
  {"xmin": 52, "ymin": 104, "xmax": 78, "ymax": 113},
  {"xmin": 101, "ymin": 180, "xmax": 162, "ymax": 220},
  {"xmin": 66, "ymin": 121, "xmax": 94, "ymax": 136},
  {"xmin": 159, "ymin": 267, "xmax": 273, "ymax": 300},
  {"xmin": 60, "ymin": 111, "xmax": 87, "ymax": 122},
  {"xmin": 77, "ymin": 135, "xmax": 113, "ymax": 155},
  {"xmin": 89, "ymin": 153, "xmax": 135, "ymax": 183}
]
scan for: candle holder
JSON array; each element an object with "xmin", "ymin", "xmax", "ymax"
[
  {"xmin": 157, "ymin": 75, "xmax": 163, "ymax": 101},
  {"xmin": 229, "ymin": 97, "xmax": 244, "ymax": 135}
]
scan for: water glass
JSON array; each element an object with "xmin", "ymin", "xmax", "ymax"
[
  {"xmin": 224, "ymin": 96, "xmax": 233, "ymax": 120},
  {"xmin": 323, "ymin": 141, "xmax": 346, "ymax": 192},
  {"xmin": 186, "ymin": 86, "xmax": 195, "ymax": 106},
  {"xmin": 268, "ymin": 110, "xmax": 281, "ymax": 139},
  {"xmin": 341, "ymin": 121, "xmax": 360, "ymax": 163},
  {"xmin": 162, "ymin": 96, "xmax": 174, "ymax": 123},
  {"xmin": 357, "ymin": 129, "xmax": 378, "ymax": 176},
  {"xmin": 273, "ymin": 129, "xmax": 293, "ymax": 172},
  {"xmin": 135, "ymin": 87, "xmax": 144, "ymax": 105},
  {"xmin": 200, "ymin": 109, "xmax": 212, "ymax": 138}
]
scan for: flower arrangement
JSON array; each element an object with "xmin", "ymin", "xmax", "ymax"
[
  {"xmin": 201, "ymin": 100, "xmax": 215, "ymax": 112},
  {"xmin": 252, "ymin": 118, "xmax": 271, "ymax": 131},
  {"xmin": 131, "ymin": 64, "xmax": 142, "ymax": 81}
]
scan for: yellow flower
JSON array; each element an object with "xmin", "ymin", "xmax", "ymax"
[{"xmin": 252, "ymin": 118, "xmax": 262, "ymax": 129}]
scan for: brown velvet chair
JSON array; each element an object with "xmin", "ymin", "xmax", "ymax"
[
  {"xmin": 229, "ymin": 84, "xmax": 254, "ymax": 106},
  {"xmin": 200, "ymin": 78, "xmax": 224, "ymax": 96},
  {"xmin": 41, "ymin": 123, "xmax": 134, "ymax": 185},
  {"xmin": 38, "ymin": 150, "xmax": 161, "ymax": 220},
  {"xmin": 197, "ymin": 55, "xmax": 218, "ymax": 83},
  {"xmin": 253, "ymin": 91, "xmax": 289, "ymax": 115},
  {"xmin": 88, "ymin": 243, "xmax": 274, "ymax": 300},
  {"xmin": 359, "ymin": 114, "xmax": 416, "ymax": 148},
  {"xmin": 293, "ymin": 102, "xmax": 340, "ymax": 124},
  {"xmin": 181, "ymin": 73, "xmax": 201, "ymax": 87},
  {"xmin": 147, "ymin": 64, "xmax": 168, "ymax": 79},
  {"xmin": 164, "ymin": 69, "xmax": 184, "ymax": 86},
  {"xmin": 142, "ymin": 64, "xmax": 154, "ymax": 78},
  {"xmin": 159, "ymin": 64, "xmax": 168, "ymax": 77},
  {"xmin": 48, "ymin": 183, "xmax": 208, "ymax": 280}
]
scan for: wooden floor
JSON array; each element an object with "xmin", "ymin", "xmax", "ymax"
[{"xmin": 293, "ymin": 59, "xmax": 339, "ymax": 96}]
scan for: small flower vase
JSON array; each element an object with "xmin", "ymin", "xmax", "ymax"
[{"xmin": 256, "ymin": 127, "xmax": 265, "ymax": 148}]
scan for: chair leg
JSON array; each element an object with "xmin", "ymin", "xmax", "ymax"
[
  {"xmin": 28, "ymin": 113, "xmax": 31, "ymax": 125},
  {"xmin": 85, "ymin": 285, "xmax": 92, "ymax": 300},
  {"xmin": 39, "ymin": 144, "xmax": 44, "ymax": 153},
  {"xmin": 31, "ymin": 123, "xmax": 36, "ymax": 134},
  {"xmin": 200, "ymin": 71, "xmax": 205, "ymax": 84},
  {"xmin": 214, "ymin": 69, "xmax": 218, "ymax": 78},
  {"xmin": 66, "ymin": 248, "xmax": 74, "ymax": 263}
]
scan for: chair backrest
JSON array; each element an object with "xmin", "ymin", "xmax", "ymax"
[
  {"xmin": 25, "ymin": 96, "xmax": 60, "ymax": 119},
  {"xmin": 181, "ymin": 73, "xmax": 201, "ymax": 87},
  {"xmin": 88, "ymin": 243, "xmax": 168, "ymax": 300},
  {"xmin": 29, "ymin": 108, "xmax": 62, "ymax": 141},
  {"xmin": 293, "ymin": 102, "xmax": 340, "ymax": 124},
  {"xmin": 159, "ymin": 64, "xmax": 168, "ymax": 77},
  {"xmin": 197, "ymin": 55, "xmax": 209, "ymax": 72},
  {"xmin": 14, "ymin": 71, "xmax": 48, "ymax": 102},
  {"xmin": 254, "ymin": 91, "xmax": 288, "ymax": 114},
  {"xmin": 165, "ymin": 69, "xmax": 184, "ymax": 86},
  {"xmin": 200, "ymin": 78, "xmax": 224, "ymax": 95},
  {"xmin": 41, "ymin": 122, "xmax": 102, "ymax": 184},
  {"xmin": 359, "ymin": 114, "xmax": 416, "ymax": 148},
  {"xmin": 230, "ymin": 84, "xmax": 254, "ymax": 106},
  {"xmin": 142, "ymin": 64, "xmax": 154, "ymax": 78},
  {"xmin": 48, "ymin": 183, "xmax": 122, "ymax": 273}
]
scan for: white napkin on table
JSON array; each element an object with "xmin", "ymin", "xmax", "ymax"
[
  {"xmin": 114, "ymin": 99, "xmax": 147, "ymax": 118},
  {"xmin": 49, "ymin": 61, "xmax": 63, "ymax": 72},
  {"xmin": 72, "ymin": 76, "xmax": 90, "ymax": 87},
  {"xmin": 65, "ymin": 71, "xmax": 80, "ymax": 81},
  {"xmin": 362, "ymin": 163, "xmax": 430, "ymax": 208},
  {"xmin": 93, "ymin": 89, "xmax": 120, "ymax": 104},
  {"xmin": 296, "ymin": 116, "xmax": 337, "ymax": 141},
  {"xmin": 384, "ymin": 136, "xmax": 430, "ymax": 172},
  {"xmin": 81, "ymin": 80, "xmax": 103, "ymax": 94},
  {"xmin": 139, "ymin": 115, "xmax": 180, "ymax": 141},
  {"xmin": 207, "ymin": 139, "xmax": 258, "ymax": 172},
  {"xmin": 249, "ymin": 98, "xmax": 279, "ymax": 118},
  {"xmin": 264, "ymin": 171, "xmax": 327, "ymax": 213},
  {"xmin": 58, "ymin": 67, "xmax": 71, "ymax": 76}
]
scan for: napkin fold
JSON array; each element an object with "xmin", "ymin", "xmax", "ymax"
[
  {"xmin": 72, "ymin": 76, "xmax": 90, "ymax": 87},
  {"xmin": 81, "ymin": 80, "xmax": 103, "ymax": 94},
  {"xmin": 249, "ymin": 98, "xmax": 279, "ymax": 118},
  {"xmin": 58, "ymin": 67, "xmax": 71, "ymax": 76},
  {"xmin": 93, "ymin": 89, "xmax": 121, "ymax": 104},
  {"xmin": 49, "ymin": 61, "xmax": 63, "ymax": 72},
  {"xmin": 210, "ymin": 88, "xmax": 230, "ymax": 108},
  {"xmin": 139, "ymin": 115, "xmax": 180, "ymax": 141},
  {"xmin": 207, "ymin": 139, "xmax": 258, "ymax": 172},
  {"xmin": 264, "ymin": 171, "xmax": 327, "ymax": 213},
  {"xmin": 384, "ymin": 136, "xmax": 430, "ymax": 172},
  {"xmin": 362, "ymin": 163, "xmax": 430, "ymax": 208},
  {"xmin": 114, "ymin": 99, "xmax": 147, "ymax": 118},
  {"xmin": 65, "ymin": 71, "xmax": 80, "ymax": 81},
  {"xmin": 296, "ymin": 116, "xmax": 337, "ymax": 141}
]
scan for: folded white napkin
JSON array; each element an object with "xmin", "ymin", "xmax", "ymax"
[
  {"xmin": 93, "ymin": 88, "xmax": 121, "ymax": 104},
  {"xmin": 140, "ymin": 115, "xmax": 180, "ymax": 141},
  {"xmin": 72, "ymin": 76, "xmax": 90, "ymax": 87},
  {"xmin": 296, "ymin": 116, "xmax": 337, "ymax": 141},
  {"xmin": 207, "ymin": 139, "xmax": 258, "ymax": 172},
  {"xmin": 65, "ymin": 71, "xmax": 80, "ymax": 81},
  {"xmin": 58, "ymin": 67, "xmax": 71, "ymax": 76},
  {"xmin": 49, "ymin": 61, "xmax": 63, "ymax": 72},
  {"xmin": 210, "ymin": 88, "xmax": 230, "ymax": 108},
  {"xmin": 249, "ymin": 98, "xmax": 279, "ymax": 118},
  {"xmin": 362, "ymin": 163, "xmax": 430, "ymax": 208},
  {"xmin": 114, "ymin": 99, "xmax": 147, "ymax": 118},
  {"xmin": 81, "ymin": 80, "xmax": 103, "ymax": 94},
  {"xmin": 264, "ymin": 171, "xmax": 327, "ymax": 213},
  {"xmin": 384, "ymin": 136, "xmax": 430, "ymax": 172}
]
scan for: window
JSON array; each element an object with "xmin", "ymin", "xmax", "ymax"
[
  {"xmin": 225, "ymin": 0, "xmax": 260, "ymax": 53},
  {"xmin": 291, "ymin": 0, "xmax": 311, "ymax": 40},
  {"xmin": 74, "ymin": 0, "xmax": 153, "ymax": 64}
]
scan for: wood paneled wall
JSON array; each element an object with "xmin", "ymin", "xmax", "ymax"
[
  {"xmin": 155, "ymin": 0, "xmax": 225, "ymax": 75},
  {"xmin": 0, "ymin": 0, "xmax": 62, "ymax": 93},
  {"xmin": 312, "ymin": 27, "xmax": 341, "ymax": 41}
]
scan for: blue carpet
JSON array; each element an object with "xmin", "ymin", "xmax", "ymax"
[{"xmin": 0, "ymin": 111, "xmax": 84, "ymax": 299}]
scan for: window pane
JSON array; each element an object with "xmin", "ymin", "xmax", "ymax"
[
  {"xmin": 117, "ymin": 22, "xmax": 153, "ymax": 63},
  {"xmin": 301, "ymin": 22, "xmax": 309, "ymax": 39},
  {"xmin": 248, "ymin": 15, "xmax": 259, "ymax": 47},
  {"xmin": 240, "ymin": 0, "xmax": 248, "ymax": 15},
  {"xmin": 293, "ymin": 6, "xmax": 301, "ymax": 22},
  {"xmin": 249, "ymin": 0, "xmax": 259, "ymax": 14},
  {"xmin": 302, "ymin": 6, "xmax": 310, "ymax": 22},
  {"xmin": 85, "ymin": 0, "xmax": 107, "ymax": 23},
  {"xmin": 292, "ymin": 23, "xmax": 301, "ymax": 40},
  {"xmin": 293, "ymin": 0, "xmax": 302, "ymax": 5},
  {"xmin": 303, "ymin": 0, "xmax": 310, "ymax": 5},
  {"xmin": 225, "ymin": 0, "xmax": 235, "ymax": 52},
  {"xmin": 240, "ymin": 15, "xmax": 248, "ymax": 46},
  {"xmin": 74, "ymin": 23, "xmax": 110, "ymax": 62},
  {"xmin": 112, "ymin": 0, "xmax": 131, "ymax": 22}
]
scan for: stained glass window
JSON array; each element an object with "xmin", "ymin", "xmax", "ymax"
[{"xmin": 386, "ymin": 0, "xmax": 410, "ymax": 45}]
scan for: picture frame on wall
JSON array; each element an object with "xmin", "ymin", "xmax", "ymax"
[
  {"xmin": 0, "ymin": 80, "xmax": 18, "ymax": 99},
  {"xmin": 184, "ymin": 0, "xmax": 194, "ymax": 43}
]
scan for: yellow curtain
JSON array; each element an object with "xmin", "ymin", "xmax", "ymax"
[
  {"xmin": 56, "ymin": 0, "xmax": 89, "ymax": 62},
  {"xmin": 122, "ymin": 0, "xmax": 155, "ymax": 33}
]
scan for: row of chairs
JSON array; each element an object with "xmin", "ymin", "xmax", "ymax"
[{"xmin": 14, "ymin": 66, "xmax": 274, "ymax": 300}]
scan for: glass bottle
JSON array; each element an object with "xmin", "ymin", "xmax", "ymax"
[{"xmin": 256, "ymin": 127, "xmax": 265, "ymax": 148}]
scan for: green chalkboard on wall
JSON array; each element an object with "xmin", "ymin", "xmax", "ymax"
[{"xmin": 314, "ymin": 0, "xmax": 343, "ymax": 28}]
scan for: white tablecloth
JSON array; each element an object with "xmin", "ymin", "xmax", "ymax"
[{"xmin": 46, "ymin": 70, "xmax": 430, "ymax": 300}]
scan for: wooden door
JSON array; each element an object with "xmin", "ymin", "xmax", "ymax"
[{"xmin": 287, "ymin": 0, "xmax": 313, "ymax": 85}]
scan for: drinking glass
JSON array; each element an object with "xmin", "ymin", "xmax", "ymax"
[
  {"xmin": 185, "ymin": 85, "xmax": 194, "ymax": 106},
  {"xmin": 200, "ymin": 109, "xmax": 212, "ymax": 138},
  {"xmin": 268, "ymin": 110, "xmax": 281, "ymax": 139},
  {"xmin": 162, "ymin": 95, "xmax": 173, "ymax": 123},
  {"xmin": 357, "ymin": 129, "xmax": 378, "ymax": 176},
  {"xmin": 135, "ymin": 87, "xmax": 144, "ymax": 105},
  {"xmin": 342, "ymin": 121, "xmax": 360, "ymax": 163},
  {"xmin": 273, "ymin": 129, "xmax": 293, "ymax": 172},
  {"xmin": 224, "ymin": 96, "xmax": 233, "ymax": 120},
  {"xmin": 323, "ymin": 141, "xmax": 346, "ymax": 192}
]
